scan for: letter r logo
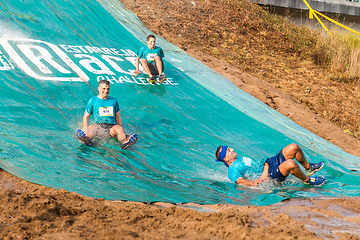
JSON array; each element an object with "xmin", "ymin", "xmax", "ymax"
[{"xmin": 0, "ymin": 38, "xmax": 89, "ymax": 82}]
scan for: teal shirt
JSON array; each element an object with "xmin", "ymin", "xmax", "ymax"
[
  {"xmin": 137, "ymin": 46, "xmax": 164, "ymax": 62},
  {"xmin": 85, "ymin": 96, "xmax": 120, "ymax": 124},
  {"xmin": 228, "ymin": 157, "xmax": 266, "ymax": 183}
]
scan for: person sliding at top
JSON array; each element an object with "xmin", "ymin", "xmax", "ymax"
[
  {"xmin": 215, "ymin": 143, "xmax": 325, "ymax": 187},
  {"xmin": 134, "ymin": 34, "xmax": 166, "ymax": 84},
  {"xmin": 76, "ymin": 79, "xmax": 137, "ymax": 149}
]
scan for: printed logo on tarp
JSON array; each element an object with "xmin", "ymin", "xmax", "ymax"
[{"xmin": 0, "ymin": 38, "xmax": 178, "ymax": 85}]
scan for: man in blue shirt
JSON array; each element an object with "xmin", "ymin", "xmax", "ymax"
[
  {"xmin": 76, "ymin": 80, "xmax": 137, "ymax": 149},
  {"xmin": 134, "ymin": 35, "xmax": 166, "ymax": 84},
  {"xmin": 215, "ymin": 143, "xmax": 325, "ymax": 186}
]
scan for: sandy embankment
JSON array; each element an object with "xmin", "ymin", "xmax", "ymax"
[{"xmin": 1, "ymin": 168, "xmax": 360, "ymax": 239}]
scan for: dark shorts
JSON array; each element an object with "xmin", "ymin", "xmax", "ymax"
[
  {"xmin": 147, "ymin": 59, "xmax": 164, "ymax": 76},
  {"xmin": 96, "ymin": 123, "xmax": 117, "ymax": 136},
  {"xmin": 266, "ymin": 149, "xmax": 287, "ymax": 182}
]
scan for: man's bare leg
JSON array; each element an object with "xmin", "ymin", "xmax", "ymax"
[
  {"xmin": 282, "ymin": 143, "xmax": 310, "ymax": 169},
  {"xmin": 278, "ymin": 143, "xmax": 312, "ymax": 181},
  {"xmin": 140, "ymin": 59, "xmax": 153, "ymax": 78},
  {"xmin": 279, "ymin": 159, "xmax": 308, "ymax": 181},
  {"xmin": 86, "ymin": 124, "xmax": 102, "ymax": 140},
  {"xmin": 154, "ymin": 56, "xmax": 163, "ymax": 76},
  {"xmin": 110, "ymin": 125, "xmax": 127, "ymax": 144}
]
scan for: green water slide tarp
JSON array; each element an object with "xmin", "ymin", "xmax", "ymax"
[{"xmin": 0, "ymin": 0, "xmax": 359, "ymax": 206}]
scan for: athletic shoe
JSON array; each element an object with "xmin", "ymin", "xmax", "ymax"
[
  {"xmin": 306, "ymin": 161, "xmax": 324, "ymax": 176},
  {"xmin": 304, "ymin": 176, "xmax": 325, "ymax": 186},
  {"xmin": 159, "ymin": 74, "xmax": 167, "ymax": 83},
  {"xmin": 76, "ymin": 129, "xmax": 92, "ymax": 146},
  {"xmin": 121, "ymin": 133, "xmax": 138, "ymax": 149},
  {"xmin": 148, "ymin": 76, "xmax": 156, "ymax": 84}
]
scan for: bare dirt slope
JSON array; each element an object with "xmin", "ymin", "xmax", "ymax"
[{"xmin": 1, "ymin": 169, "xmax": 360, "ymax": 239}]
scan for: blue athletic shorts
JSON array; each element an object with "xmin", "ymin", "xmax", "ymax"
[{"xmin": 266, "ymin": 149, "xmax": 287, "ymax": 182}]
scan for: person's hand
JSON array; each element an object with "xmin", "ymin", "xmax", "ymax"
[
  {"xmin": 134, "ymin": 70, "xmax": 141, "ymax": 75},
  {"xmin": 252, "ymin": 178, "xmax": 265, "ymax": 186}
]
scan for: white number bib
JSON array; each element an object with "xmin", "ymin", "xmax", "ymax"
[
  {"xmin": 146, "ymin": 53, "xmax": 157, "ymax": 62},
  {"xmin": 99, "ymin": 106, "xmax": 113, "ymax": 117}
]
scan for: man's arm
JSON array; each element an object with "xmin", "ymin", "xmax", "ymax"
[
  {"xmin": 83, "ymin": 111, "xmax": 91, "ymax": 132},
  {"xmin": 235, "ymin": 163, "xmax": 269, "ymax": 187},
  {"xmin": 115, "ymin": 111, "xmax": 123, "ymax": 126},
  {"xmin": 235, "ymin": 177, "xmax": 264, "ymax": 187},
  {"xmin": 258, "ymin": 162, "xmax": 269, "ymax": 181},
  {"xmin": 134, "ymin": 57, "xmax": 141, "ymax": 74}
]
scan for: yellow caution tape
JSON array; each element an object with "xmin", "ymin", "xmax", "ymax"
[
  {"xmin": 303, "ymin": 0, "xmax": 360, "ymax": 36},
  {"xmin": 314, "ymin": 10, "xmax": 360, "ymax": 36},
  {"xmin": 303, "ymin": 0, "xmax": 329, "ymax": 33},
  {"xmin": 309, "ymin": 9, "xmax": 314, "ymax": 19}
]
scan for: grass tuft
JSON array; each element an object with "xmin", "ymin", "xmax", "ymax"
[{"xmin": 313, "ymin": 28, "xmax": 360, "ymax": 82}]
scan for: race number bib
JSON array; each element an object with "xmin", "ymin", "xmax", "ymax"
[
  {"xmin": 146, "ymin": 53, "xmax": 157, "ymax": 62},
  {"xmin": 99, "ymin": 106, "xmax": 113, "ymax": 117}
]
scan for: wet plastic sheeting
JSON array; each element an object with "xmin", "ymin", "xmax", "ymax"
[{"xmin": 0, "ymin": 0, "xmax": 359, "ymax": 206}]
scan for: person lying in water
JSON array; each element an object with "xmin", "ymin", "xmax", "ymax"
[
  {"xmin": 76, "ymin": 79, "xmax": 137, "ymax": 149},
  {"xmin": 215, "ymin": 143, "xmax": 325, "ymax": 186}
]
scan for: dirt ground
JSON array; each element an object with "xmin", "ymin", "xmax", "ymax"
[
  {"xmin": 1, "ymin": 0, "xmax": 360, "ymax": 239},
  {"xmin": 1, "ymin": 169, "xmax": 360, "ymax": 239}
]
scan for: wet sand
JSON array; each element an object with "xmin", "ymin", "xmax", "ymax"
[{"xmin": 1, "ymin": 168, "xmax": 360, "ymax": 239}]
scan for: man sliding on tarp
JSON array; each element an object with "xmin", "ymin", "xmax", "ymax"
[
  {"xmin": 134, "ymin": 34, "xmax": 166, "ymax": 84},
  {"xmin": 215, "ymin": 143, "xmax": 325, "ymax": 187},
  {"xmin": 76, "ymin": 79, "xmax": 137, "ymax": 149}
]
